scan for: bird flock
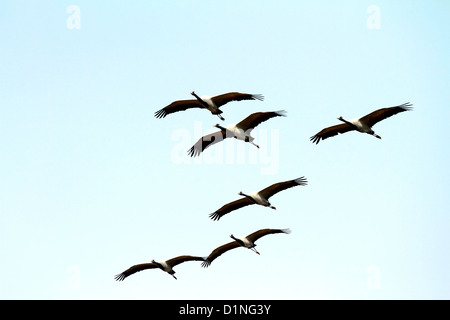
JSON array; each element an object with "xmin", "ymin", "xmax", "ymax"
[{"xmin": 114, "ymin": 91, "xmax": 412, "ymax": 281}]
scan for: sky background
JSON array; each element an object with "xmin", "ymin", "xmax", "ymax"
[{"xmin": 1, "ymin": 1, "xmax": 449, "ymax": 299}]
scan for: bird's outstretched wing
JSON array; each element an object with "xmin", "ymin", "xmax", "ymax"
[
  {"xmin": 155, "ymin": 99, "xmax": 204, "ymax": 118},
  {"xmin": 187, "ymin": 129, "xmax": 227, "ymax": 157},
  {"xmin": 359, "ymin": 102, "xmax": 413, "ymax": 128},
  {"xmin": 258, "ymin": 177, "xmax": 307, "ymax": 200},
  {"xmin": 211, "ymin": 92, "xmax": 264, "ymax": 108},
  {"xmin": 310, "ymin": 123, "xmax": 354, "ymax": 144},
  {"xmin": 235, "ymin": 110, "xmax": 286, "ymax": 132},
  {"xmin": 245, "ymin": 228, "xmax": 291, "ymax": 243},
  {"xmin": 201, "ymin": 241, "xmax": 241, "ymax": 267},
  {"xmin": 209, "ymin": 197, "xmax": 255, "ymax": 221},
  {"xmin": 114, "ymin": 262, "xmax": 158, "ymax": 281},
  {"xmin": 166, "ymin": 255, "xmax": 206, "ymax": 268}
]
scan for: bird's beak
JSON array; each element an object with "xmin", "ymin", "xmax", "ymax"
[{"xmin": 373, "ymin": 133, "xmax": 382, "ymax": 139}]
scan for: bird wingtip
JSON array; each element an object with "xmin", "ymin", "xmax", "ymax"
[
  {"xmin": 401, "ymin": 102, "xmax": 413, "ymax": 111},
  {"xmin": 310, "ymin": 135, "xmax": 321, "ymax": 144},
  {"xmin": 209, "ymin": 212, "xmax": 221, "ymax": 221},
  {"xmin": 201, "ymin": 257, "xmax": 211, "ymax": 268},
  {"xmin": 154, "ymin": 109, "xmax": 166, "ymax": 119},
  {"xmin": 114, "ymin": 273, "xmax": 126, "ymax": 281},
  {"xmin": 252, "ymin": 94, "xmax": 264, "ymax": 101},
  {"xmin": 275, "ymin": 110, "xmax": 287, "ymax": 117},
  {"xmin": 187, "ymin": 146, "xmax": 200, "ymax": 157},
  {"xmin": 294, "ymin": 177, "xmax": 308, "ymax": 185}
]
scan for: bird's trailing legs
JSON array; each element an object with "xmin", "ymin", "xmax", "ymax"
[{"xmin": 250, "ymin": 141, "xmax": 260, "ymax": 149}]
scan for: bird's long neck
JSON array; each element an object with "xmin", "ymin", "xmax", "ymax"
[
  {"xmin": 239, "ymin": 192, "xmax": 257, "ymax": 204},
  {"xmin": 338, "ymin": 117, "xmax": 361, "ymax": 132},
  {"xmin": 230, "ymin": 234, "xmax": 245, "ymax": 247},
  {"xmin": 191, "ymin": 91, "xmax": 209, "ymax": 108},
  {"xmin": 215, "ymin": 123, "xmax": 227, "ymax": 131},
  {"xmin": 337, "ymin": 117, "xmax": 355, "ymax": 127},
  {"xmin": 152, "ymin": 260, "xmax": 164, "ymax": 270}
]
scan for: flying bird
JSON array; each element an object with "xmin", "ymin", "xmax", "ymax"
[
  {"xmin": 310, "ymin": 102, "xmax": 413, "ymax": 144},
  {"xmin": 187, "ymin": 110, "xmax": 286, "ymax": 157},
  {"xmin": 154, "ymin": 91, "xmax": 264, "ymax": 121},
  {"xmin": 202, "ymin": 228, "xmax": 291, "ymax": 267},
  {"xmin": 114, "ymin": 255, "xmax": 205, "ymax": 281},
  {"xmin": 209, "ymin": 177, "xmax": 307, "ymax": 221}
]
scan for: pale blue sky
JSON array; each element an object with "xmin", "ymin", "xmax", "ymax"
[{"xmin": 1, "ymin": 1, "xmax": 449, "ymax": 299}]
